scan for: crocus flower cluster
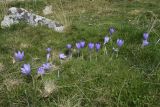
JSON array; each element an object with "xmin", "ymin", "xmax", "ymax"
[
  {"xmin": 14, "ymin": 51, "xmax": 31, "ymax": 75},
  {"xmin": 15, "ymin": 48, "xmax": 53, "ymax": 76},
  {"xmin": 42, "ymin": 63, "xmax": 51, "ymax": 70},
  {"xmin": 75, "ymin": 40, "xmax": 86, "ymax": 50},
  {"xmin": 142, "ymin": 32, "xmax": 149, "ymax": 47},
  {"xmin": 14, "ymin": 27, "xmax": 131, "ymax": 75},
  {"xmin": 37, "ymin": 62, "xmax": 51, "ymax": 75},
  {"xmin": 36, "ymin": 48, "xmax": 52, "ymax": 75},
  {"xmin": 60, "ymin": 27, "xmax": 124, "ymax": 59},
  {"xmin": 21, "ymin": 62, "xmax": 51, "ymax": 76},
  {"xmin": 72, "ymin": 41, "xmax": 101, "ymax": 52}
]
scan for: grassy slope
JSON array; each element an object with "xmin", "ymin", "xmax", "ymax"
[{"xmin": 0, "ymin": 0, "xmax": 160, "ymax": 107}]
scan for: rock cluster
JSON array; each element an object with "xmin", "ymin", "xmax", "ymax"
[{"xmin": 1, "ymin": 7, "xmax": 64, "ymax": 32}]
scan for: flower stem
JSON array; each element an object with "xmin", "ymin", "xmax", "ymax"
[
  {"xmin": 58, "ymin": 70, "xmax": 60, "ymax": 78},
  {"xmin": 81, "ymin": 51, "xmax": 84, "ymax": 60},
  {"xmin": 89, "ymin": 50, "xmax": 92, "ymax": 61},
  {"xmin": 105, "ymin": 49, "xmax": 108, "ymax": 55},
  {"xmin": 116, "ymin": 50, "xmax": 119, "ymax": 58},
  {"xmin": 96, "ymin": 52, "xmax": 98, "ymax": 61},
  {"xmin": 77, "ymin": 49, "xmax": 80, "ymax": 57},
  {"xmin": 104, "ymin": 45, "xmax": 108, "ymax": 55},
  {"xmin": 70, "ymin": 50, "xmax": 72, "ymax": 59},
  {"xmin": 104, "ymin": 45, "xmax": 106, "ymax": 55},
  {"xmin": 70, "ymin": 53, "xmax": 72, "ymax": 59},
  {"xmin": 58, "ymin": 60, "xmax": 63, "ymax": 78}
]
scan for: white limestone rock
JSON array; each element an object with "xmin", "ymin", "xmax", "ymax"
[
  {"xmin": 1, "ymin": 15, "xmax": 19, "ymax": 28},
  {"xmin": 1, "ymin": 7, "xmax": 64, "ymax": 32}
]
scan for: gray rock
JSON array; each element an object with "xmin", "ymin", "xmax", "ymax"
[{"xmin": 1, "ymin": 7, "xmax": 64, "ymax": 32}]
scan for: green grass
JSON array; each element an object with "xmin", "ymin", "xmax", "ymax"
[{"xmin": 0, "ymin": 0, "xmax": 160, "ymax": 107}]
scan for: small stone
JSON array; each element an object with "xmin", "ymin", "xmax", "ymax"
[
  {"xmin": 43, "ymin": 5, "xmax": 53, "ymax": 15},
  {"xmin": 42, "ymin": 80, "xmax": 57, "ymax": 97}
]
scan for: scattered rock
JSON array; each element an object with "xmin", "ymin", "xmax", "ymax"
[
  {"xmin": 43, "ymin": 5, "xmax": 53, "ymax": 15},
  {"xmin": 42, "ymin": 80, "xmax": 57, "ymax": 97},
  {"xmin": 1, "ymin": 7, "xmax": 64, "ymax": 32},
  {"xmin": 128, "ymin": 9, "xmax": 143, "ymax": 15}
]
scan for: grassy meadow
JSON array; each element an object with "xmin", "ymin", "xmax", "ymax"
[{"xmin": 0, "ymin": 0, "xmax": 160, "ymax": 107}]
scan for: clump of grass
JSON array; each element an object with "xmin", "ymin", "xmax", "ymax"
[
  {"xmin": 51, "ymin": 1, "xmax": 73, "ymax": 32},
  {"xmin": 0, "ymin": 0, "xmax": 8, "ymax": 20}
]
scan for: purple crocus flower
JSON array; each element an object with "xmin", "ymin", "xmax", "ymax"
[
  {"xmin": 142, "ymin": 40, "xmax": 149, "ymax": 46},
  {"xmin": 104, "ymin": 36, "xmax": 110, "ymax": 44},
  {"xmin": 109, "ymin": 27, "xmax": 115, "ymax": 35},
  {"xmin": 21, "ymin": 64, "xmax": 31, "ymax": 75},
  {"xmin": 14, "ymin": 51, "xmax": 24, "ymax": 61},
  {"xmin": 117, "ymin": 39, "xmax": 124, "ymax": 47},
  {"xmin": 80, "ymin": 41, "xmax": 85, "ymax": 48},
  {"xmin": 46, "ymin": 48, "xmax": 51, "ymax": 52},
  {"xmin": 143, "ymin": 32, "xmax": 149, "ymax": 40},
  {"xmin": 95, "ymin": 43, "xmax": 101, "ymax": 51},
  {"xmin": 76, "ymin": 42, "xmax": 81, "ymax": 49},
  {"xmin": 37, "ymin": 67, "xmax": 45, "ymax": 75},
  {"xmin": 59, "ymin": 53, "xmax": 67, "ymax": 59},
  {"xmin": 42, "ymin": 63, "xmax": 51, "ymax": 70},
  {"xmin": 88, "ymin": 42, "xmax": 94, "ymax": 50},
  {"xmin": 66, "ymin": 44, "xmax": 72, "ymax": 49}
]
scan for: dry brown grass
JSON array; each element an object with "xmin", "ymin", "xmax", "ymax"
[
  {"xmin": 0, "ymin": 0, "xmax": 9, "ymax": 20},
  {"xmin": 46, "ymin": 0, "xmax": 114, "ymax": 31}
]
